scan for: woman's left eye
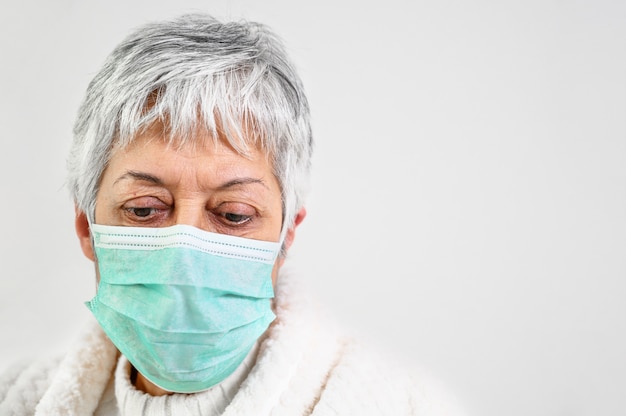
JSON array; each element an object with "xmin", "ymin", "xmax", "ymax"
[{"xmin": 222, "ymin": 212, "xmax": 252, "ymax": 224}]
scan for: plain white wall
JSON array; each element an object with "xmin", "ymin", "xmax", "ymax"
[{"xmin": 1, "ymin": 1, "xmax": 625, "ymax": 415}]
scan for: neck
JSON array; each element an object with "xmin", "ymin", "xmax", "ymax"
[{"xmin": 133, "ymin": 368, "xmax": 172, "ymax": 396}]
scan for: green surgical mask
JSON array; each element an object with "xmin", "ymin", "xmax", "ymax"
[{"xmin": 86, "ymin": 223, "xmax": 279, "ymax": 393}]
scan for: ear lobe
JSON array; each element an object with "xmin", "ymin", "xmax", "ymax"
[{"xmin": 75, "ymin": 207, "xmax": 95, "ymax": 261}]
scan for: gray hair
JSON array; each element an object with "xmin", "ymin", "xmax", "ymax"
[{"xmin": 67, "ymin": 13, "xmax": 313, "ymax": 240}]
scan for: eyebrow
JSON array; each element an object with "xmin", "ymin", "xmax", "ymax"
[
  {"xmin": 216, "ymin": 178, "xmax": 268, "ymax": 190},
  {"xmin": 113, "ymin": 170, "xmax": 268, "ymax": 190},
  {"xmin": 114, "ymin": 171, "xmax": 163, "ymax": 186}
]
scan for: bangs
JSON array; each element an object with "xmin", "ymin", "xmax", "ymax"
[{"xmin": 114, "ymin": 66, "xmax": 296, "ymax": 161}]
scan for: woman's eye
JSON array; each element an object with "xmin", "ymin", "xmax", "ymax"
[
  {"xmin": 222, "ymin": 212, "xmax": 251, "ymax": 224},
  {"xmin": 129, "ymin": 207, "xmax": 156, "ymax": 218},
  {"xmin": 122, "ymin": 197, "xmax": 169, "ymax": 223}
]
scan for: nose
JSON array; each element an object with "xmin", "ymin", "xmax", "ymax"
[{"xmin": 172, "ymin": 200, "xmax": 212, "ymax": 232}]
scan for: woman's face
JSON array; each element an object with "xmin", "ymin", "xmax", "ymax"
[{"xmin": 76, "ymin": 126, "xmax": 294, "ymax": 396}]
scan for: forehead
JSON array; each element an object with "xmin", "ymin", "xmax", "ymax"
[{"xmin": 106, "ymin": 126, "xmax": 274, "ymax": 180}]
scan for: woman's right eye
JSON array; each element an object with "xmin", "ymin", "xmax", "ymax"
[
  {"xmin": 129, "ymin": 207, "xmax": 156, "ymax": 218},
  {"xmin": 122, "ymin": 197, "xmax": 169, "ymax": 223}
]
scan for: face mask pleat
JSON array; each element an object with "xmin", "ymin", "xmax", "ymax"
[
  {"xmin": 95, "ymin": 245, "xmax": 275, "ymax": 298},
  {"xmin": 142, "ymin": 344, "xmax": 253, "ymax": 393},
  {"xmin": 88, "ymin": 297, "xmax": 274, "ymax": 392},
  {"xmin": 93, "ymin": 283, "xmax": 273, "ymax": 333}
]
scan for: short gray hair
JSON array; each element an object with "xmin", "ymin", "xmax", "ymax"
[{"xmin": 67, "ymin": 13, "xmax": 313, "ymax": 238}]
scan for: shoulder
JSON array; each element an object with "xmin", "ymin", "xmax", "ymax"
[
  {"xmin": 0, "ymin": 356, "xmax": 62, "ymax": 416},
  {"xmin": 271, "ymin": 272, "xmax": 467, "ymax": 415},
  {"xmin": 0, "ymin": 318, "xmax": 118, "ymax": 416},
  {"xmin": 313, "ymin": 337, "xmax": 466, "ymax": 416}
]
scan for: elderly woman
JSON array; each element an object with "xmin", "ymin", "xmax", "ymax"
[{"xmin": 0, "ymin": 13, "xmax": 463, "ymax": 415}]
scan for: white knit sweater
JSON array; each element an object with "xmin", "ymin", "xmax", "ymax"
[{"xmin": 0, "ymin": 274, "xmax": 466, "ymax": 415}]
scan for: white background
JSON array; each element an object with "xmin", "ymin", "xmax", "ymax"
[{"xmin": 1, "ymin": 1, "xmax": 625, "ymax": 415}]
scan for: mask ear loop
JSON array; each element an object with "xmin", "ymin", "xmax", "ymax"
[
  {"xmin": 87, "ymin": 216, "xmax": 95, "ymax": 250},
  {"xmin": 86, "ymin": 216, "xmax": 101, "ymax": 269},
  {"xmin": 277, "ymin": 210, "xmax": 293, "ymax": 258},
  {"xmin": 84, "ymin": 216, "xmax": 103, "ymax": 305}
]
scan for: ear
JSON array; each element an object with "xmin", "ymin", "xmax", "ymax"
[
  {"xmin": 282, "ymin": 207, "xmax": 307, "ymax": 255},
  {"xmin": 75, "ymin": 206, "xmax": 95, "ymax": 261},
  {"xmin": 271, "ymin": 207, "xmax": 307, "ymax": 282}
]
